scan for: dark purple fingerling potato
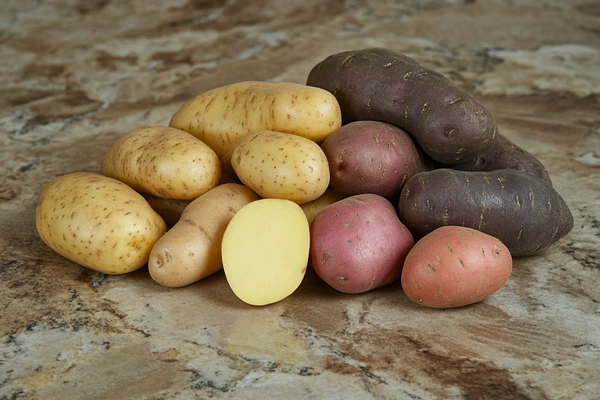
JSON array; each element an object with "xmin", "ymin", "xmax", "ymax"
[
  {"xmin": 398, "ymin": 169, "xmax": 573, "ymax": 256},
  {"xmin": 307, "ymin": 47, "xmax": 498, "ymax": 164}
]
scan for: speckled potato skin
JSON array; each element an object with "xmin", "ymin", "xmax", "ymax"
[
  {"xmin": 401, "ymin": 226, "xmax": 513, "ymax": 308},
  {"xmin": 148, "ymin": 183, "xmax": 259, "ymax": 288},
  {"xmin": 169, "ymin": 81, "xmax": 342, "ymax": 172},
  {"xmin": 232, "ymin": 130, "xmax": 330, "ymax": 204},
  {"xmin": 321, "ymin": 120, "xmax": 433, "ymax": 199},
  {"xmin": 36, "ymin": 172, "xmax": 167, "ymax": 275},
  {"xmin": 310, "ymin": 194, "xmax": 414, "ymax": 294},
  {"xmin": 307, "ymin": 48, "xmax": 498, "ymax": 164},
  {"xmin": 398, "ymin": 169, "xmax": 574, "ymax": 256},
  {"xmin": 103, "ymin": 126, "xmax": 221, "ymax": 200}
]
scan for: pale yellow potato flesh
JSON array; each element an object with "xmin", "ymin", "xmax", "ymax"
[
  {"xmin": 169, "ymin": 81, "xmax": 342, "ymax": 172},
  {"xmin": 231, "ymin": 130, "xmax": 330, "ymax": 204},
  {"xmin": 103, "ymin": 126, "xmax": 221, "ymax": 200},
  {"xmin": 221, "ymin": 198, "xmax": 310, "ymax": 306},
  {"xmin": 148, "ymin": 183, "xmax": 259, "ymax": 288},
  {"xmin": 35, "ymin": 172, "xmax": 167, "ymax": 275}
]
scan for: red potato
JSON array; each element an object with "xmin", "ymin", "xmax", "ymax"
[
  {"xmin": 401, "ymin": 226, "xmax": 512, "ymax": 308},
  {"xmin": 321, "ymin": 120, "xmax": 433, "ymax": 199},
  {"xmin": 310, "ymin": 194, "xmax": 414, "ymax": 294}
]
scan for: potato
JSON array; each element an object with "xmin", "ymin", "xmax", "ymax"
[
  {"xmin": 321, "ymin": 120, "xmax": 433, "ymax": 199},
  {"xmin": 170, "ymin": 81, "xmax": 342, "ymax": 172},
  {"xmin": 300, "ymin": 188, "xmax": 345, "ymax": 225},
  {"xmin": 35, "ymin": 172, "xmax": 166, "ymax": 275},
  {"xmin": 141, "ymin": 194, "xmax": 191, "ymax": 228},
  {"xmin": 103, "ymin": 126, "xmax": 221, "ymax": 200},
  {"xmin": 231, "ymin": 130, "xmax": 330, "ymax": 204},
  {"xmin": 307, "ymin": 48, "xmax": 497, "ymax": 164},
  {"xmin": 398, "ymin": 169, "xmax": 574, "ymax": 256},
  {"xmin": 401, "ymin": 226, "xmax": 512, "ymax": 308},
  {"xmin": 221, "ymin": 198, "xmax": 310, "ymax": 306},
  {"xmin": 148, "ymin": 183, "xmax": 259, "ymax": 288},
  {"xmin": 440, "ymin": 133, "xmax": 553, "ymax": 186},
  {"xmin": 310, "ymin": 194, "xmax": 414, "ymax": 294}
]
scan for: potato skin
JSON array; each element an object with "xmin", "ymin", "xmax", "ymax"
[
  {"xmin": 170, "ymin": 81, "xmax": 342, "ymax": 172},
  {"xmin": 300, "ymin": 188, "xmax": 345, "ymax": 225},
  {"xmin": 232, "ymin": 130, "xmax": 330, "ymax": 204},
  {"xmin": 321, "ymin": 120, "xmax": 432, "ymax": 199},
  {"xmin": 148, "ymin": 183, "xmax": 259, "ymax": 288},
  {"xmin": 36, "ymin": 172, "xmax": 166, "ymax": 274},
  {"xmin": 401, "ymin": 226, "xmax": 512, "ymax": 308},
  {"xmin": 310, "ymin": 194, "xmax": 414, "ymax": 294},
  {"xmin": 398, "ymin": 169, "xmax": 573, "ymax": 256},
  {"xmin": 439, "ymin": 133, "xmax": 552, "ymax": 186},
  {"xmin": 141, "ymin": 194, "xmax": 191, "ymax": 228},
  {"xmin": 307, "ymin": 48, "xmax": 497, "ymax": 164},
  {"xmin": 103, "ymin": 126, "xmax": 221, "ymax": 200}
]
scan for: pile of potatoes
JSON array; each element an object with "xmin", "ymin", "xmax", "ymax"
[{"xmin": 36, "ymin": 48, "xmax": 574, "ymax": 309}]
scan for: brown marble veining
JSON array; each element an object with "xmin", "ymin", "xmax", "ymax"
[{"xmin": 1, "ymin": 1, "xmax": 599, "ymax": 399}]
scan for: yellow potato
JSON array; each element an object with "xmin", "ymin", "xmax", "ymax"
[
  {"xmin": 148, "ymin": 183, "xmax": 259, "ymax": 287},
  {"xmin": 221, "ymin": 199, "xmax": 310, "ymax": 306},
  {"xmin": 231, "ymin": 130, "xmax": 330, "ymax": 204},
  {"xmin": 35, "ymin": 172, "xmax": 166, "ymax": 275},
  {"xmin": 300, "ymin": 188, "xmax": 345, "ymax": 225},
  {"xmin": 103, "ymin": 126, "xmax": 221, "ymax": 200},
  {"xmin": 169, "ymin": 81, "xmax": 342, "ymax": 171}
]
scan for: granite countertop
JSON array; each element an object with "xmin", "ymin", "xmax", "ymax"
[{"xmin": 1, "ymin": 1, "xmax": 599, "ymax": 399}]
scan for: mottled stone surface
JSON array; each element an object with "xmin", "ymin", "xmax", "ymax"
[{"xmin": 1, "ymin": 1, "xmax": 599, "ymax": 399}]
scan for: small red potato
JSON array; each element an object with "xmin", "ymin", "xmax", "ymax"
[
  {"xmin": 401, "ymin": 226, "xmax": 512, "ymax": 308},
  {"xmin": 321, "ymin": 120, "xmax": 432, "ymax": 199},
  {"xmin": 310, "ymin": 194, "xmax": 414, "ymax": 294}
]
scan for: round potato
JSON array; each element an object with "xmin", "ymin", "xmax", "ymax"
[
  {"xmin": 401, "ymin": 226, "xmax": 513, "ymax": 308},
  {"xmin": 322, "ymin": 121, "xmax": 432, "ymax": 199},
  {"xmin": 231, "ymin": 130, "xmax": 330, "ymax": 204},
  {"xmin": 103, "ymin": 126, "xmax": 221, "ymax": 200},
  {"xmin": 36, "ymin": 172, "xmax": 167, "ymax": 274},
  {"xmin": 310, "ymin": 194, "xmax": 414, "ymax": 294}
]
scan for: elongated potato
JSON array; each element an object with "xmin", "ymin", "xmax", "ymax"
[
  {"xmin": 103, "ymin": 126, "xmax": 221, "ymax": 200},
  {"xmin": 307, "ymin": 48, "xmax": 497, "ymax": 164},
  {"xmin": 398, "ymin": 169, "xmax": 574, "ymax": 256},
  {"xmin": 231, "ymin": 130, "xmax": 330, "ymax": 204},
  {"xmin": 148, "ymin": 183, "xmax": 259, "ymax": 287},
  {"xmin": 402, "ymin": 226, "xmax": 512, "ymax": 308},
  {"xmin": 169, "ymin": 81, "xmax": 342, "ymax": 171},
  {"xmin": 36, "ymin": 172, "xmax": 166, "ymax": 274},
  {"xmin": 221, "ymin": 199, "xmax": 310, "ymax": 306}
]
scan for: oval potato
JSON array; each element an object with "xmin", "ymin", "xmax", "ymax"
[
  {"xmin": 401, "ymin": 226, "xmax": 512, "ymax": 308},
  {"xmin": 169, "ymin": 81, "xmax": 342, "ymax": 172},
  {"xmin": 36, "ymin": 172, "xmax": 166, "ymax": 274},
  {"xmin": 232, "ymin": 130, "xmax": 330, "ymax": 204},
  {"xmin": 103, "ymin": 126, "xmax": 221, "ymax": 200},
  {"xmin": 148, "ymin": 183, "xmax": 259, "ymax": 288},
  {"xmin": 221, "ymin": 198, "xmax": 310, "ymax": 306}
]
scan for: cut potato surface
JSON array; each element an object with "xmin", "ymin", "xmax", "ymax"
[{"xmin": 221, "ymin": 198, "xmax": 310, "ymax": 306}]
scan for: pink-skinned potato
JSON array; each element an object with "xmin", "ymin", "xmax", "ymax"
[
  {"xmin": 310, "ymin": 193, "xmax": 414, "ymax": 294},
  {"xmin": 322, "ymin": 121, "xmax": 433, "ymax": 199},
  {"xmin": 401, "ymin": 226, "xmax": 512, "ymax": 308}
]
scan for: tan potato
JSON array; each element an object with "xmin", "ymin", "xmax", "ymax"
[
  {"xmin": 231, "ymin": 130, "xmax": 330, "ymax": 204},
  {"xmin": 148, "ymin": 183, "xmax": 259, "ymax": 288},
  {"xmin": 222, "ymin": 198, "xmax": 310, "ymax": 306},
  {"xmin": 300, "ymin": 188, "xmax": 345, "ymax": 225},
  {"xmin": 169, "ymin": 81, "xmax": 342, "ymax": 172},
  {"xmin": 36, "ymin": 172, "xmax": 166, "ymax": 275},
  {"xmin": 103, "ymin": 126, "xmax": 221, "ymax": 200}
]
